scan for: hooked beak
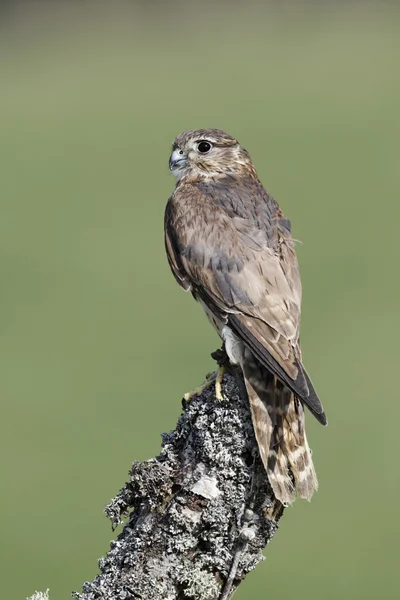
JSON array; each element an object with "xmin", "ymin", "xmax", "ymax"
[{"xmin": 169, "ymin": 149, "xmax": 188, "ymax": 172}]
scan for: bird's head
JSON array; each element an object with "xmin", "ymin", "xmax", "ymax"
[{"xmin": 169, "ymin": 129, "xmax": 255, "ymax": 182}]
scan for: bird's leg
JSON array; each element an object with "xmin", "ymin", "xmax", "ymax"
[
  {"xmin": 214, "ymin": 365, "xmax": 226, "ymax": 401},
  {"xmin": 183, "ymin": 370, "xmax": 218, "ymax": 401},
  {"xmin": 212, "ymin": 344, "xmax": 230, "ymax": 401},
  {"xmin": 183, "ymin": 345, "xmax": 230, "ymax": 402},
  {"xmin": 183, "ymin": 366, "xmax": 226, "ymax": 402}
]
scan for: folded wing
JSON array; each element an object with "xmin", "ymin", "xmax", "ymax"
[{"xmin": 164, "ymin": 180, "xmax": 326, "ymax": 425}]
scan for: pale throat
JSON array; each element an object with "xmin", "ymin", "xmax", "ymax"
[{"xmin": 173, "ymin": 163, "xmax": 248, "ymax": 183}]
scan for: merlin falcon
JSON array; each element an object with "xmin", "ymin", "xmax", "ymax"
[{"xmin": 164, "ymin": 129, "xmax": 326, "ymax": 504}]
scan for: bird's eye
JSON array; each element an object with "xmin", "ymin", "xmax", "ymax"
[
  {"xmin": 197, "ymin": 141, "xmax": 212, "ymax": 154},
  {"xmin": 178, "ymin": 150, "xmax": 184, "ymax": 155}
]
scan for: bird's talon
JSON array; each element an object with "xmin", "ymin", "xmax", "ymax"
[
  {"xmin": 215, "ymin": 365, "xmax": 226, "ymax": 401},
  {"xmin": 183, "ymin": 366, "xmax": 226, "ymax": 402},
  {"xmin": 215, "ymin": 388, "xmax": 224, "ymax": 402},
  {"xmin": 183, "ymin": 371, "xmax": 218, "ymax": 401}
]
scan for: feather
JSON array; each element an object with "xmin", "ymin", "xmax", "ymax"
[
  {"xmin": 242, "ymin": 349, "xmax": 318, "ymax": 503},
  {"xmin": 164, "ymin": 128, "xmax": 327, "ymax": 503}
]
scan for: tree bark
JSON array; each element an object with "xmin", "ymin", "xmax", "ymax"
[{"xmin": 73, "ymin": 361, "xmax": 285, "ymax": 600}]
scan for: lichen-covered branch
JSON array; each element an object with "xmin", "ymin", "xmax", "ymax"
[{"xmin": 73, "ymin": 365, "xmax": 284, "ymax": 600}]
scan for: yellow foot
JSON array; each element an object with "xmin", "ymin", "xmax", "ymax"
[
  {"xmin": 184, "ymin": 366, "xmax": 226, "ymax": 402},
  {"xmin": 215, "ymin": 365, "xmax": 225, "ymax": 401}
]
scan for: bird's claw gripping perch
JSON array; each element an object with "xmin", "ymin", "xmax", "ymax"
[{"xmin": 183, "ymin": 366, "xmax": 226, "ymax": 402}]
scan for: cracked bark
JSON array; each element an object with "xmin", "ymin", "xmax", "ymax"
[{"xmin": 73, "ymin": 360, "xmax": 285, "ymax": 600}]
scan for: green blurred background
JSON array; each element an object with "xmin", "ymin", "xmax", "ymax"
[{"xmin": 1, "ymin": 2, "xmax": 399, "ymax": 598}]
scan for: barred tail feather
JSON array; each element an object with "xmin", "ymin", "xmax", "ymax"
[{"xmin": 242, "ymin": 353, "xmax": 318, "ymax": 504}]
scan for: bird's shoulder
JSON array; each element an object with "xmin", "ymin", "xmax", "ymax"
[{"xmin": 202, "ymin": 174, "xmax": 288, "ymax": 220}]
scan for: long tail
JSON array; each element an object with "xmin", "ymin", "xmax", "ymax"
[{"xmin": 241, "ymin": 351, "xmax": 318, "ymax": 504}]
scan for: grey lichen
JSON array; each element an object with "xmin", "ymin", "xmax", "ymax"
[
  {"xmin": 27, "ymin": 591, "xmax": 50, "ymax": 600},
  {"xmin": 73, "ymin": 368, "xmax": 284, "ymax": 600},
  {"xmin": 178, "ymin": 564, "xmax": 220, "ymax": 600}
]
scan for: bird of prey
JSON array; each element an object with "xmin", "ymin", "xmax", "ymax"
[{"xmin": 164, "ymin": 129, "xmax": 326, "ymax": 504}]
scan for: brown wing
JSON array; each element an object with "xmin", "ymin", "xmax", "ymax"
[
  {"xmin": 165, "ymin": 178, "xmax": 325, "ymax": 424},
  {"xmin": 165, "ymin": 179, "xmax": 301, "ymax": 363},
  {"xmin": 164, "ymin": 210, "xmax": 192, "ymax": 292}
]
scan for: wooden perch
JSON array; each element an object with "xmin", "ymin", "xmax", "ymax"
[{"xmin": 72, "ymin": 358, "xmax": 285, "ymax": 600}]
